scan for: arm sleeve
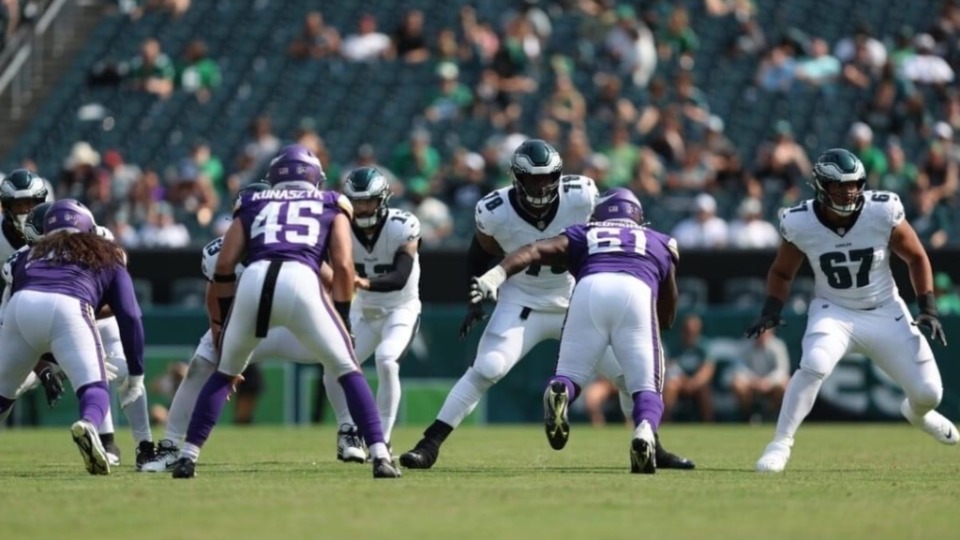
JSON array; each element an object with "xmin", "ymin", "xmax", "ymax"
[
  {"xmin": 466, "ymin": 235, "xmax": 497, "ymax": 283},
  {"xmin": 104, "ymin": 267, "xmax": 145, "ymax": 376},
  {"xmin": 367, "ymin": 250, "xmax": 415, "ymax": 292}
]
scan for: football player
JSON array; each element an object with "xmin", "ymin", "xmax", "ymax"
[
  {"xmin": 170, "ymin": 144, "xmax": 399, "ymax": 479},
  {"xmin": 747, "ymin": 148, "xmax": 956, "ymax": 473},
  {"xmin": 4, "ymin": 201, "xmax": 157, "ymax": 470},
  {"xmin": 400, "ymin": 139, "xmax": 693, "ymax": 469},
  {"xmin": 141, "ymin": 180, "xmax": 329, "ymax": 472},
  {"xmin": 323, "ymin": 166, "xmax": 422, "ymax": 462},
  {"xmin": 470, "ymin": 188, "xmax": 678, "ymax": 474},
  {"xmin": 0, "ymin": 199, "xmax": 145, "ymax": 475}
]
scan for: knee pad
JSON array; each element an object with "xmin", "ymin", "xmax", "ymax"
[{"xmin": 472, "ymin": 351, "xmax": 509, "ymax": 383}]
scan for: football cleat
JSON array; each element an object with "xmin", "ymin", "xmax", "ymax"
[
  {"xmin": 399, "ymin": 439, "xmax": 439, "ymax": 469},
  {"xmin": 755, "ymin": 440, "xmax": 792, "ymax": 473},
  {"xmin": 71, "ymin": 420, "xmax": 110, "ymax": 475},
  {"xmin": 102, "ymin": 436, "xmax": 121, "ymax": 466},
  {"xmin": 171, "ymin": 457, "xmax": 196, "ymax": 479},
  {"xmin": 135, "ymin": 441, "xmax": 157, "ymax": 472},
  {"xmin": 140, "ymin": 439, "xmax": 180, "ymax": 472},
  {"xmin": 372, "ymin": 458, "xmax": 402, "ymax": 479},
  {"xmin": 543, "ymin": 381, "xmax": 570, "ymax": 450},
  {"xmin": 900, "ymin": 399, "xmax": 959, "ymax": 445},
  {"xmin": 336, "ymin": 424, "xmax": 367, "ymax": 463},
  {"xmin": 629, "ymin": 420, "xmax": 656, "ymax": 474},
  {"xmin": 655, "ymin": 435, "xmax": 696, "ymax": 470}
]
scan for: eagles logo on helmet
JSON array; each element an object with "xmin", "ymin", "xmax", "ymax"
[
  {"xmin": 811, "ymin": 148, "xmax": 866, "ymax": 217},
  {"xmin": 343, "ymin": 166, "xmax": 391, "ymax": 228}
]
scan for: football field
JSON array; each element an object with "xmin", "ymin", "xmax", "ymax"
[{"xmin": 0, "ymin": 424, "xmax": 956, "ymax": 540}]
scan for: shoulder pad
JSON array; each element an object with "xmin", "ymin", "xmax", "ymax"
[
  {"xmin": 200, "ymin": 237, "xmax": 223, "ymax": 281},
  {"xmin": 96, "ymin": 226, "xmax": 115, "ymax": 242},
  {"xmin": 475, "ymin": 188, "xmax": 509, "ymax": 236},
  {"xmin": 666, "ymin": 236, "xmax": 679, "ymax": 262},
  {"xmin": 388, "ymin": 209, "xmax": 421, "ymax": 244},
  {"xmin": 777, "ymin": 200, "xmax": 811, "ymax": 243},
  {"xmin": 336, "ymin": 193, "xmax": 354, "ymax": 219},
  {"xmin": 561, "ymin": 175, "xmax": 599, "ymax": 209},
  {"xmin": 865, "ymin": 191, "xmax": 904, "ymax": 229}
]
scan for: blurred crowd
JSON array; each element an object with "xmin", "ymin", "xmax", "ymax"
[
  {"xmin": 4, "ymin": 0, "xmax": 960, "ymax": 250},
  {"xmin": 0, "ymin": 0, "xmax": 40, "ymax": 51}
]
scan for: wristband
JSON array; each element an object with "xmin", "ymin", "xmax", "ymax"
[
  {"xmin": 918, "ymin": 292, "xmax": 938, "ymax": 316},
  {"xmin": 761, "ymin": 295, "xmax": 784, "ymax": 317}
]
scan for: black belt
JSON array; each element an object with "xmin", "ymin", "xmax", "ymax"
[
  {"xmin": 519, "ymin": 307, "xmax": 532, "ymax": 320},
  {"xmin": 255, "ymin": 260, "xmax": 283, "ymax": 338}
]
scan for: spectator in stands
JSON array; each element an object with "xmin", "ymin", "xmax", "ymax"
[
  {"xmin": 391, "ymin": 9, "xmax": 430, "ymax": 63},
  {"xmin": 663, "ymin": 314, "xmax": 715, "ymax": 422},
  {"xmin": 342, "ymin": 13, "xmax": 391, "ymax": 62},
  {"xmin": 543, "ymin": 72, "xmax": 586, "ymax": 128},
  {"xmin": 753, "ymin": 120, "xmax": 811, "ymax": 203},
  {"xmin": 590, "ymin": 73, "xmax": 637, "ymax": 125},
  {"xmin": 460, "ymin": 5, "xmax": 499, "ymax": 63},
  {"xmin": 1, "ymin": 0, "xmax": 19, "ymax": 50},
  {"xmin": 933, "ymin": 121, "xmax": 960, "ymax": 163},
  {"xmin": 848, "ymin": 122, "xmax": 888, "ymax": 184},
  {"xmin": 535, "ymin": 117, "xmax": 562, "ymax": 149},
  {"xmin": 858, "ymin": 79, "xmax": 905, "ymax": 136},
  {"xmin": 124, "ymin": 168, "xmax": 164, "ymax": 228},
  {"xmin": 177, "ymin": 40, "xmax": 220, "ymax": 103},
  {"xmin": 667, "ymin": 144, "xmax": 716, "ymax": 192},
  {"xmin": 658, "ymin": 5, "xmax": 699, "ymax": 67},
  {"xmin": 835, "ymin": 24, "xmax": 887, "ymax": 70},
  {"xmin": 146, "ymin": 0, "xmax": 190, "ymax": 18},
  {"xmin": 917, "ymin": 140, "xmax": 959, "ymax": 205},
  {"xmin": 166, "ymin": 158, "xmax": 218, "ymax": 228},
  {"xmin": 237, "ymin": 115, "xmax": 280, "ymax": 182},
  {"xmin": 908, "ymin": 186, "xmax": 951, "ymax": 249},
  {"xmin": 794, "ymin": 37, "xmax": 841, "ymax": 89},
  {"xmin": 755, "ymin": 43, "xmax": 797, "ymax": 93},
  {"xmin": 425, "ymin": 62, "xmax": 474, "ymax": 124},
  {"xmin": 876, "ymin": 138, "xmax": 918, "ymax": 194},
  {"xmin": 407, "ymin": 177, "xmax": 452, "ymax": 247},
  {"xmin": 187, "ymin": 140, "xmax": 225, "ymax": 201},
  {"xmin": 935, "ymin": 272, "xmax": 960, "ymax": 315},
  {"xmin": 490, "ymin": 18, "xmax": 538, "ymax": 97},
  {"xmin": 127, "ymin": 38, "xmax": 175, "ymax": 99},
  {"xmin": 603, "ymin": 5, "xmax": 657, "ymax": 87},
  {"xmin": 601, "ymin": 122, "xmax": 639, "ymax": 188},
  {"xmin": 390, "ymin": 127, "xmax": 441, "ymax": 182},
  {"xmin": 58, "ymin": 141, "xmax": 102, "ymax": 200},
  {"xmin": 139, "ymin": 202, "xmax": 190, "ymax": 247},
  {"xmin": 901, "ymin": 33, "xmax": 954, "ymax": 86},
  {"xmin": 839, "ymin": 33, "xmax": 885, "ymax": 89},
  {"xmin": 102, "ymin": 150, "xmax": 141, "ymax": 202},
  {"xmin": 730, "ymin": 329, "xmax": 790, "ymax": 422},
  {"xmin": 671, "ymin": 193, "xmax": 729, "ymax": 248},
  {"xmin": 583, "ymin": 153, "xmax": 612, "ymax": 191},
  {"xmin": 728, "ymin": 197, "xmax": 780, "ymax": 249},
  {"xmin": 581, "ymin": 376, "xmax": 628, "ymax": 427},
  {"xmin": 287, "ymin": 11, "xmax": 341, "ymax": 60},
  {"xmin": 647, "ymin": 106, "xmax": 686, "ymax": 166},
  {"xmin": 560, "ymin": 127, "xmax": 593, "ymax": 177},
  {"xmin": 445, "ymin": 151, "xmax": 490, "ymax": 221}
]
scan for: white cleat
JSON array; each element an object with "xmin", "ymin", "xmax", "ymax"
[
  {"xmin": 71, "ymin": 420, "xmax": 110, "ymax": 475},
  {"xmin": 900, "ymin": 399, "xmax": 959, "ymax": 445},
  {"xmin": 336, "ymin": 424, "xmax": 367, "ymax": 463},
  {"xmin": 141, "ymin": 439, "xmax": 181, "ymax": 472},
  {"xmin": 755, "ymin": 440, "xmax": 792, "ymax": 473},
  {"xmin": 629, "ymin": 420, "xmax": 656, "ymax": 474}
]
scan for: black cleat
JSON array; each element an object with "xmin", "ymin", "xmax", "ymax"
[
  {"xmin": 135, "ymin": 441, "xmax": 156, "ymax": 472},
  {"xmin": 543, "ymin": 381, "xmax": 571, "ymax": 450},
  {"xmin": 655, "ymin": 435, "xmax": 696, "ymax": 470},
  {"xmin": 399, "ymin": 439, "xmax": 439, "ymax": 469},
  {"xmin": 372, "ymin": 458, "xmax": 402, "ymax": 479},
  {"xmin": 171, "ymin": 457, "xmax": 196, "ymax": 479}
]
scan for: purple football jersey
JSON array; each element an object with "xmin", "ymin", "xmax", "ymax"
[
  {"xmin": 234, "ymin": 188, "xmax": 343, "ymax": 273},
  {"xmin": 563, "ymin": 221, "xmax": 676, "ymax": 291},
  {"xmin": 10, "ymin": 251, "xmax": 145, "ymax": 374}
]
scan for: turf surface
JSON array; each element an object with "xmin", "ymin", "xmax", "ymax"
[{"xmin": 0, "ymin": 424, "xmax": 956, "ymax": 540}]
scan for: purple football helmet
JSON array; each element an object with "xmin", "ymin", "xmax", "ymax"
[
  {"xmin": 267, "ymin": 144, "xmax": 326, "ymax": 187},
  {"xmin": 592, "ymin": 188, "xmax": 644, "ymax": 224},
  {"xmin": 43, "ymin": 199, "xmax": 96, "ymax": 234}
]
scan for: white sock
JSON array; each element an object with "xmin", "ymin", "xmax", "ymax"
[
  {"xmin": 122, "ymin": 392, "xmax": 153, "ymax": 443},
  {"xmin": 323, "ymin": 371, "xmax": 354, "ymax": 426},
  {"xmin": 180, "ymin": 442, "xmax": 200, "ymax": 462},
  {"xmin": 368, "ymin": 442, "xmax": 390, "ymax": 460},
  {"xmin": 772, "ymin": 368, "xmax": 824, "ymax": 444},
  {"xmin": 375, "ymin": 357, "xmax": 401, "ymax": 442},
  {"xmin": 99, "ymin": 406, "xmax": 115, "ymax": 436},
  {"xmin": 165, "ymin": 356, "xmax": 215, "ymax": 444},
  {"xmin": 437, "ymin": 368, "xmax": 492, "ymax": 428}
]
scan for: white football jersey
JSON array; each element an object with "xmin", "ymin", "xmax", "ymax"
[
  {"xmin": 475, "ymin": 175, "xmax": 599, "ymax": 311},
  {"xmin": 201, "ymin": 236, "xmax": 246, "ymax": 281},
  {"xmin": 353, "ymin": 208, "xmax": 421, "ymax": 309},
  {"xmin": 0, "ymin": 215, "xmax": 24, "ymax": 263},
  {"xmin": 779, "ymin": 191, "xmax": 905, "ymax": 310}
]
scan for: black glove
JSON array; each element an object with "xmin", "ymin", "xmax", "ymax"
[
  {"xmin": 913, "ymin": 293, "xmax": 947, "ymax": 346},
  {"xmin": 38, "ymin": 368, "xmax": 65, "ymax": 408},
  {"xmin": 744, "ymin": 296, "xmax": 786, "ymax": 339},
  {"xmin": 459, "ymin": 303, "xmax": 487, "ymax": 341}
]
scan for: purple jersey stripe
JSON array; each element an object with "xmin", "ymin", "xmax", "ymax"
[{"xmin": 81, "ymin": 302, "xmax": 107, "ymax": 382}]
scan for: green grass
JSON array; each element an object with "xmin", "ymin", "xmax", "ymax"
[{"xmin": 0, "ymin": 424, "xmax": 957, "ymax": 540}]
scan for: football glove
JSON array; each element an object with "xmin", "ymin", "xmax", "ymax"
[
  {"xmin": 913, "ymin": 314, "xmax": 947, "ymax": 346},
  {"xmin": 469, "ymin": 266, "xmax": 507, "ymax": 304},
  {"xmin": 458, "ymin": 303, "xmax": 487, "ymax": 341},
  {"xmin": 744, "ymin": 296, "xmax": 786, "ymax": 338},
  {"xmin": 37, "ymin": 368, "xmax": 64, "ymax": 408},
  {"xmin": 104, "ymin": 361, "xmax": 120, "ymax": 382},
  {"xmin": 118, "ymin": 374, "xmax": 145, "ymax": 408}
]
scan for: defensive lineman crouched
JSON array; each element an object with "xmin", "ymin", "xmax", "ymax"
[
  {"xmin": 471, "ymin": 188, "xmax": 678, "ymax": 473},
  {"xmin": 747, "ymin": 148, "xmax": 956, "ymax": 473},
  {"xmin": 323, "ymin": 166, "xmax": 421, "ymax": 462}
]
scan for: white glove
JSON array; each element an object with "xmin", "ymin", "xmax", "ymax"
[
  {"xmin": 118, "ymin": 374, "xmax": 144, "ymax": 408},
  {"xmin": 104, "ymin": 361, "xmax": 119, "ymax": 382},
  {"xmin": 469, "ymin": 266, "xmax": 507, "ymax": 304}
]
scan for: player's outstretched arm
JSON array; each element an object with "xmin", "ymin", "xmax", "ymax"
[
  {"xmin": 358, "ymin": 240, "xmax": 418, "ymax": 292},
  {"xmin": 745, "ymin": 240, "xmax": 804, "ymax": 338},
  {"xmin": 329, "ymin": 212, "xmax": 356, "ymax": 329},
  {"xmin": 890, "ymin": 220, "xmax": 947, "ymax": 345},
  {"xmin": 212, "ymin": 219, "xmax": 245, "ymax": 340},
  {"xmin": 470, "ymin": 235, "xmax": 569, "ymax": 304}
]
